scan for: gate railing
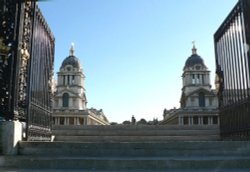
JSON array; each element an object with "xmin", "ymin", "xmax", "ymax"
[
  {"xmin": 214, "ymin": 0, "xmax": 250, "ymax": 140},
  {"xmin": 27, "ymin": 5, "xmax": 54, "ymax": 141},
  {"xmin": 0, "ymin": 0, "xmax": 54, "ymax": 141}
]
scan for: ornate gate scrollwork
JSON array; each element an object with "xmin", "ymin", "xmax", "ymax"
[
  {"xmin": 18, "ymin": 0, "xmax": 33, "ymax": 120},
  {"xmin": 0, "ymin": 0, "xmax": 18, "ymax": 120},
  {"xmin": 0, "ymin": 0, "xmax": 55, "ymax": 141}
]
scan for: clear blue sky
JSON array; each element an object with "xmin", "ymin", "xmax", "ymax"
[{"xmin": 39, "ymin": 0, "xmax": 237, "ymax": 123}]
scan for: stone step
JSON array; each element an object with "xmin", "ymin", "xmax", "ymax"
[
  {"xmin": 53, "ymin": 129, "xmax": 219, "ymax": 136},
  {"xmin": 52, "ymin": 125, "xmax": 219, "ymax": 131},
  {"xmin": 18, "ymin": 141, "xmax": 250, "ymax": 157},
  {"xmin": 54, "ymin": 135, "xmax": 220, "ymax": 142},
  {"xmin": 5, "ymin": 141, "xmax": 250, "ymax": 170},
  {"xmin": 2, "ymin": 155, "xmax": 250, "ymax": 170},
  {"xmin": 52, "ymin": 125, "xmax": 220, "ymax": 142}
]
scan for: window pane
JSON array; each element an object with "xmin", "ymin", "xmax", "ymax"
[
  {"xmin": 63, "ymin": 93, "xmax": 69, "ymax": 107},
  {"xmin": 193, "ymin": 116, "xmax": 198, "ymax": 125},
  {"xmin": 203, "ymin": 116, "xmax": 208, "ymax": 125},
  {"xmin": 213, "ymin": 116, "xmax": 218, "ymax": 124},
  {"xmin": 199, "ymin": 92, "xmax": 205, "ymax": 107}
]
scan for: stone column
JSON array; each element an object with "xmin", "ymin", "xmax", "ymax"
[
  {"xmin": 200, "ymin": 117, "xmax": 203, "ymax": 125},
  {"xmin": 208, "ymin": 117, "xmax": 212, "ymax": 125},
  {"xmin": 55, "ymin": 118, "xmax": 58, "ymax": 125},
  {"xmin": 65, "ymin": 118, "xmax": 68, "ymax": 125},
  {"xmin": 179, "ymin": 116, "xmax": 184, "ymax": 125},
  {"xmin": 198, "ymin": 117, "xmax": 201, "ymax": 125},
  {"xmin": 189, "ymin": 117, "xmax": 193, "ymax": 125},
  {"xmin": 74, "ymin": 117, "xmax": 76, "ymax": 125}
]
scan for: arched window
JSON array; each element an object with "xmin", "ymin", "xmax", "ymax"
[
  {"xmin": 199, "ymin": 92, "xmax": 205, "ymax": 107},
  {"xmin": 63, "ymin": 93, "xmax": 69, "ymax": 107}
]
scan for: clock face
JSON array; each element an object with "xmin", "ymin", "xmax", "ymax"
[{"xmin": 195, "ymin": 65, "xmax": 201, "ymax": 70}]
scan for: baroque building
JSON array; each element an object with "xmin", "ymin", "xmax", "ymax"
[
  {"xmin": 53, "ymin": 45, "xmax": 109, "ymax": 125},
  {"xmin": 160, "ymin": 45, "xmax": 219, "ymax": 125}
]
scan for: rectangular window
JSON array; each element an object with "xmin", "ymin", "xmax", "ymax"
[
  {"xmin": 201, "ymin": 75, "xmax": 204, "ymax": 84},
  {"xmin": 213, "ymin": 116, "xmax": 218, "ymax": 124},
  {"xmin": 197, "ymin": 74, "xmax": 200, "ymax": 84},
  {"xmin": 79, "ymin": 118, "xmax": 84, "ymax": 125},
  {"xmin": 69, "ymin": 117, "xmax": 74, "ymax": 125},
  {"xmin": 72, "ymin": 75, "xmax": 75, "ymax": 84},
  {"xmin": 193, "ymin": 116, "xmax": 198, "ymax": 125},
  {"xmin": 67, "ymin": 75, "xmax": 70, "ymax": 85},
  {"xmin": 192, "ymin": 74, "xmax": 195, "ymax": 84},
  {"xmin": 63, "ymin": 76, "xmax": 65, "ymax": 85},
  {"xmin": 203, "ymin": 116, "xmax": 208, "ymax": 125},
  {"xmin": 184, "ymin": 117, "xmax": 189, "ymax": 125},
  {"xmin": 199, "ymin": 92, "xmax": 206, "ymax": 107},
  {"xmin": 209, "ymin": 97, "xmax": 213, "ymax": 106},
  {"xmin": 60, "ymin": 117, "xmax": 64, "ymax": 125}
]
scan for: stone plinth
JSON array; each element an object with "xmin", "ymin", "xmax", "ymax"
[{"xmin": 0, "ymin": 121, "xmax": 23, "ymax": 155}]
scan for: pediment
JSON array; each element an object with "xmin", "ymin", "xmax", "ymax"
[
  {"xmin": 186, "ymin": 87, "xmax": 213, "ymax": 97},
  {"xmin": 55, "ymin": 89, "xmax": 79, "ymax": 97}
]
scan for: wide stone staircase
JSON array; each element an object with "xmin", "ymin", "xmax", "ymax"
[
  {"xmin": 53, "ymin": 125, "xmax": 220, "ymax": 142},
  {"xmin": 1, "ymin": 125, "xmax": 250, "ymax": 171}
]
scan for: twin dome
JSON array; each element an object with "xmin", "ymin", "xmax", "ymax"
[{"xmin": 60, "ymin": 44, "xmax": 205, "ymax": 70}]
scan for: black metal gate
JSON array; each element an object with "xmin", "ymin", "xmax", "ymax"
[
  {"xmin": 0, "ymin": 0, "xmax": 54, "ymax": 141},
  {"xmin": 214, "ymin": 0, "xmax": 250, "ymax": 140}
]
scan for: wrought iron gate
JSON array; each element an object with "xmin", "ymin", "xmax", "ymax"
[
  {"xmin": 0, "ymin": 0, "xmax": 54, "ymax": 141},
  {"xmin": 214, "ymin": 0, "xmax": 250, "ymax": 140}
]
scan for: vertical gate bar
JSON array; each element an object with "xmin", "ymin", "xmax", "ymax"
[
  {"xmin": 237, "ymin": 14, "xmax": 247, "ymax": 100},
  {"xmin": 222, "ymin": 33, "xmax": 228, "ymax": 106},
  {"xmin": 231, "ymin": 18, "xmax": 241, "ymax": 132}
]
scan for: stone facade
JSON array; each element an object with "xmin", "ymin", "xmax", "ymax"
[
  {"xmin": 160, "ymin": 45, "xmax": 219, "ymax": 125},
  {"xmin": 53, "ymin": 45, "xmax": 109, "ymax": 126}
]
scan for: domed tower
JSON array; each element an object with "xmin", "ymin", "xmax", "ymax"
[
  {"xmin": 52, "ymin": 44, "xmax": 109, "ymax": 126},
  {"xmin": 54, "ymin": 45, "xmax": 87, "ymax": 110},
  {"xmin": 182, "ymin": 44, "xmax": 211, "ymax": 93},
  {"xmin": 180, "ymin": 44, "xmax": 212, "ymax": 108},
  {"xmin": 160, "ymin": 44, "xmax": 218, "ymax": 126}
]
